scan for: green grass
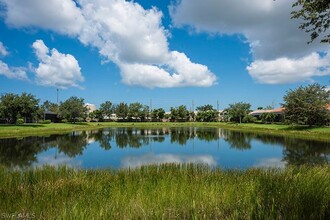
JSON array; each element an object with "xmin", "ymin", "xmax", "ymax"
[
  {"xmin": 0, "ymin": 164, "xmax": 329, "ymax": 219},
  {"xmin": 0, "ymin": 122, "xmax": 115, "ymax": 138}
]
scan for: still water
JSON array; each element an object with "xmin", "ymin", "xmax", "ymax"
[{"xmin": 0, "ymin": 127, "xmax": 329, "ymax": 169}]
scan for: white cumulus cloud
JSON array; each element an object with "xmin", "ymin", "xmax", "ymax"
[
  {"xmin": 247, "ymin": 53, "xmax": 330, "ymax": 84},
  {"xmin": 170, "ymin": 0, "xmax": 330, "ymax": 84},
  {"xmin": 0, "ymin": 41, "xmax": 28, "ymax": 80},
  {"xmin": 78, "ymin": 0, "xmax": 216, "ymax": 88},
  {"xmin": 119, "ymin": 51, "xmax": 216, "ymax": 88},
  {"xmin": 32, "ymin": 39, "xmax": 84, "ymax": 89},
  {"xmin": 78, "ymin": 0, "xmax": 169, "ymax": 64},
  {"xmin": 0, "ymin": 41, "xmax": 9, "ymax": 56},
  {"xmin": 0, "ymin": 0, "xmax": 217, "ymax": 88},
  {"xmin": 0, "ymin": 60, "xmax": 28, "ymax": 80},
  {"xmin": 0, "ymin": 0, "xmax": 85, "ymax": 35}
]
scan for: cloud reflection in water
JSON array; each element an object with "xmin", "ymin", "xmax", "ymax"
[
  {"xmin": 254, "ymin": 157, "xmax": 286, "ymax": 169},
  {"xmin": 121, "ymin": 153, "xmax": 217, "ymax": 168},
  {"xmin": 34, "ymin": 153, "xmax": 82, "ymax": 168}
]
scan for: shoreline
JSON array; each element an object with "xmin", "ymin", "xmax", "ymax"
[{"xmin": 0, "ymin": 122, "xmax": 329, "ymax": 141}]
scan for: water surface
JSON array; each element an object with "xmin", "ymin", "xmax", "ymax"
[{"xmin": 0, "ymin": 127, "xmax": 329, "ymax": 169}]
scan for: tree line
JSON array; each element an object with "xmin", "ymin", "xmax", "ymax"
[{"xmin": 0, "ymin": 83, "xmax": 329, "ymax": 126}]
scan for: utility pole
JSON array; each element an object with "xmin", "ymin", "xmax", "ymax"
[
  {"xmin": 149, "ymin": 99, "xmax": 152, "ymax": 121},
  {"xmin": 56, "ymin": 88, "xmax": 59, "ymax": 113},
  {"xmin": 56, "ymin": 88, "xmax": 59, "ymax": 105},
  {"xmin": 217, "ymin": 100, "xmax": 220, "ymax": 122},
  {"xmin": 192, "ymin": 100, "xmax": 195, "ymax": 122}
]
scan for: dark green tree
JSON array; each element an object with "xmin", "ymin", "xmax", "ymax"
[
  {"xmin": 0, "ymin": 93, "xmax": 20, "ymax": 124},
  {"xmin": 41, "ymin": 100, "xmax": 58, "ymax": 113},
  {"xmin": 115, "ymin": 102, "xmax": 129, "ymax": 120},
  {"xmin": 283, "ymin": 83, "xmax": 330, "ymax": 126},
  {"xmin": 170, "ymin": 105, "xmax": 190, "ymax": 121},
  {"xmin": 99, "ymin": 101, "xmax": 113, "ymax": 118},
  {"xmin": 128, "ymin": 102, "xmax": 144, "ymax": 121},
  {"xmin": 59, "ymin": 96, "xmax": 88, "ymax": 123},
  {"xmin": 151, "ymin": 108, "xmax": 165, "ymax": 121},
  {"xmin": 0, "ymin": 93, "xmax": 40, "ymax": 124},
  {"xmin": 19, "ymin": 93, "xmax": 40, "ymax": 123},
  {"xmin": 196, "ymin": 104, "xmax": 218, "ymax": 122},
  {"xmin": 226, "ymin": 102, "xmax": 251, "ymax": 123},
  {"xmin": 291, "ymin": 0, "xmax": 330, "ymax": 43},
  {"xmin": 90, "ymin": 109, "xmax": 104, "ymax": 121},
  {"xmin": 141, "ymin": 105, "xmax": 150, "ymax": 121}
]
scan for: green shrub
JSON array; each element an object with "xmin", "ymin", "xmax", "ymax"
[
  {"xmin": 254, "ymin": 120, "xmax": 265, "ymax": 124},
  {"xmin": 243, "ymin": 115, "xmax": 257, "ymax": 123},
  {"xmin": 16, "ymin": 118, "xmax": 24, "ymax": 124},
  {"xmin": 61, "ymin": 119, "xmax": 68, "ymax": 123},
  {"xmin": 39, "ymin": 120, "xmax": 51, "ymax": 124}
]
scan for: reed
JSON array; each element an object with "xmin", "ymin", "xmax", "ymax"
[{"xmin": 0, "ymin": 164, "xmax": 329, "ymax": 219}]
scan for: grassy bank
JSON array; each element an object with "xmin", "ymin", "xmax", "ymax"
[
  {"xmin": 0, "ymin": 122, "xmax": 116, "ymax": 138},
  {"xmin": 0, "ymin": 122, "xmax": 329, "ymax": 140},
  {"xmin": 0, "ymin": 164, "xmax": 329, "ymax": 219}
]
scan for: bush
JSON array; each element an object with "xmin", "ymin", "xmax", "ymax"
[
  {"xmin": 254, "ymin": 120, "xmax": 265, "ymax": 124},
  {"xmin": 242, "ymin": 115, "xmax": 257, "ymax": 123},
  {"xmin": 61, "ymin": 119, "xmax": 68, "ymax": 123},
  {"xmin": 39, "ymin": 120, "xmax": 51, "ymax": 124},
  {"xmin": 16, "ymin": 118, "xmax": 24, "ymax": 124}
]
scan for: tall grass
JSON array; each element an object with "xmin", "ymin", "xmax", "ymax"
[{"xmin": 0, "ymin": 164, "xmax": 329, "ymax": 219}]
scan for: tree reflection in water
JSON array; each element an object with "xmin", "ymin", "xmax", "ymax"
[
  {"xmin": 283, "ymin": 139, "xmax": 330, "ymax": 165},
  {"xmin": 0, "ymin": 137, "xmax": 48, "ymax": 168},
  {"xmin": 89, "ymin": 129, "xmax": 114, "ymax": 150},
  {"xmin": 222, "ymin": 130, "xmax": 252, "ymax": 150},
  {"xmin": 56, "ymin": 131, "xmax": 88, "ymax": 157},
  {"xmin": 170, "ymin": 127, "xmax": 195, "ymax": 145},
  {"xmin": 0, "ymin": 127, "xmax": 329, "ymax": 168}
]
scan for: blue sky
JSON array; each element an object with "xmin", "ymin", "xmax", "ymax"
[{"xmin": 0, "ymin": 0, "xmax": 329, "ymax": 111}]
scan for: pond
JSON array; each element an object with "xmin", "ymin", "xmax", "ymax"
[{"xmin": 0, "ymin": 127, "xmax": 329, "ymax": 169}]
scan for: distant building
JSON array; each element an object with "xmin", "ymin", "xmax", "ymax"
[
  {"xmin": 85, "ymin": 103, "xmax": 97, "ymax": 114},
  {"xmin": 248, "ymin": 107, "xmax": 285, "ymax": 122},
  {"xmin": 43, "ymin": 111, "xmax": 59, "ymax": 123},
  {"xmin": 217, "ymin": 110, "xmax": 227, "ymax": 121},
  {"xmin": 249, "ymin": 107, "xmax": 285, "ymax": 117}
]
